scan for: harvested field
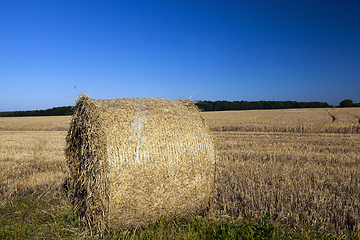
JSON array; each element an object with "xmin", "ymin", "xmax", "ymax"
[
  {"xmin": 0, "ymin": 107, "xmax": 359, "ymax": 237},
  {"xmin": 204, "ymin": 107, "xmax": 360, "ymax": 133},
  {"xmin": 0, "ymin": 116, "xmax": 70, "ymax": 131},
  {"xmin": 0, "ymin": 131, "xmax": 67, "ymax": 203},
  {"xmin": 214, "ymin": 131, "xmax": 360, "ymax": 235}
]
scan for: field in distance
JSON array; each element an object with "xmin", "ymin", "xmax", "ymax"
[
  {"xmin": 0, "ymin": 115, "xmax": 70, "ymax": 131},
  {"xmin": 0, "ymin": 107, "xmax": 359, "ymax": 238},
  {"xmin": 1, "ymin": 107, "xmax": 360, "ymax": 131},
  {"xmin": 203, "ymin": 107, "xmax": 360, "ymax": 133}
]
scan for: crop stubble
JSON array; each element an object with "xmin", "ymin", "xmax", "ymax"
[
  {"xmin": 0, "ymin": 107, "xmax": 359, "ymax": 235},
  {"xmin": 0, "ymin": 131, "xmax": 67, "ymax": 203},
  {"xmin": 214, "ymin": 131, "xmax": 359, "ymax": 234}
]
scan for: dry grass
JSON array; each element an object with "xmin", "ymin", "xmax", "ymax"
[
  {"xmin": 0, "ymin": 116, "xmax": 70, "ymax": 131},
  {"xmin": 0, "ymin": 107, "xmax": 359, "ymax": 236},
  {"xmin": 0, "ymin": 131, "xmax": 67, "ymax": 204},
  {"xmin": 214, "ymin": 131, "xmax": 360, "ymax": 235},
  {"xmin": 204, "ymin": 107, "xmax": 360, "ymax": 133}
]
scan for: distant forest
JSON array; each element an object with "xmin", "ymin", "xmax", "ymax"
[
  {"xmin": 195, "ymin": 100, "xmax": 332, "ymax": 111},
  {"xmin": 1, "ymin": 99, "xmax": 359, "ymax": 117},
  {"xmin": 0, "ymin": 106, "xmax": 74, "ymax": 117}
]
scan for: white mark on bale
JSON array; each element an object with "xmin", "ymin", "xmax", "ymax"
[{"xmin": 131, "ymin": 98, "xmax": 146, "ymax": 164}]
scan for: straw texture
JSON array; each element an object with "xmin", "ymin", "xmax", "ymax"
[{"xmin": 65, "ymin": 95, "xmax": 215, "ymax": 235}]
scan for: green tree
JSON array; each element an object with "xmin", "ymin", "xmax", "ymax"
[{"xmin": 339, "ymin": 99, "xmax": 353, "ymax": 107}]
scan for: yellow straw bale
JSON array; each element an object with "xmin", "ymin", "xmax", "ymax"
[{"xmin": 65, "ymin": 95, "xmax": 216, "ymax": 235}]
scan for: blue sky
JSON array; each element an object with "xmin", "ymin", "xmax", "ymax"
[{"xmin": 1, "ymin": 0, "xmax": 360, "ymax": 111}]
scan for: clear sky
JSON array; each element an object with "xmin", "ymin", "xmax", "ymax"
[{"xmin": 1, "ymin": 0, "xmax": 360, "ymax": 111}]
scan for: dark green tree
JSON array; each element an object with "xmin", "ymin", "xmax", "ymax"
[{"xmin": 339, "ymin": 99, "xmax": 353, "ymax": 107}]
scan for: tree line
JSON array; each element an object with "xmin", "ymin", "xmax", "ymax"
[
  {"xmin": 195, "ymin": 100, "xmax": 332, "ymax": 111},
  {"xmin": 339, "ymin": 99, "xmax": 360, "ymax": 108},
  {"xmin": 0, "ymin": 106, "xmax": 74, "ymax": 117},
  {"xmin": 0, "ymin": 99, "xmax": 358, "ymax": 117}
]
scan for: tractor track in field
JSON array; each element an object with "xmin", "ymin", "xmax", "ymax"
[
  {"xmin": 326, "ymin": 109, "xmax": 360, "ymax": 123},
  {"xmin": 326, "ymin": 109, "xmax": 336, "ymax": 122},
  {"xmin": 354, "ymin": 114, "xmax": 360, "ymax": 124}
]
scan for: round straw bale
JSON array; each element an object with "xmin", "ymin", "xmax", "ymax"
[{"xmin": 65, "ymin": 95, "xmax": 216, "ymax": 235}]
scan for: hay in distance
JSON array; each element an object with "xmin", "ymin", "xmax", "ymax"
[{"xmin": 65, "ymin": 95, "xmax": 216, "ymax": 235}]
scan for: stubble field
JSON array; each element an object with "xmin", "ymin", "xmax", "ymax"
[{"xmin": 1, "ymin": 107, "xmax": 359, "ymax": 238}]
